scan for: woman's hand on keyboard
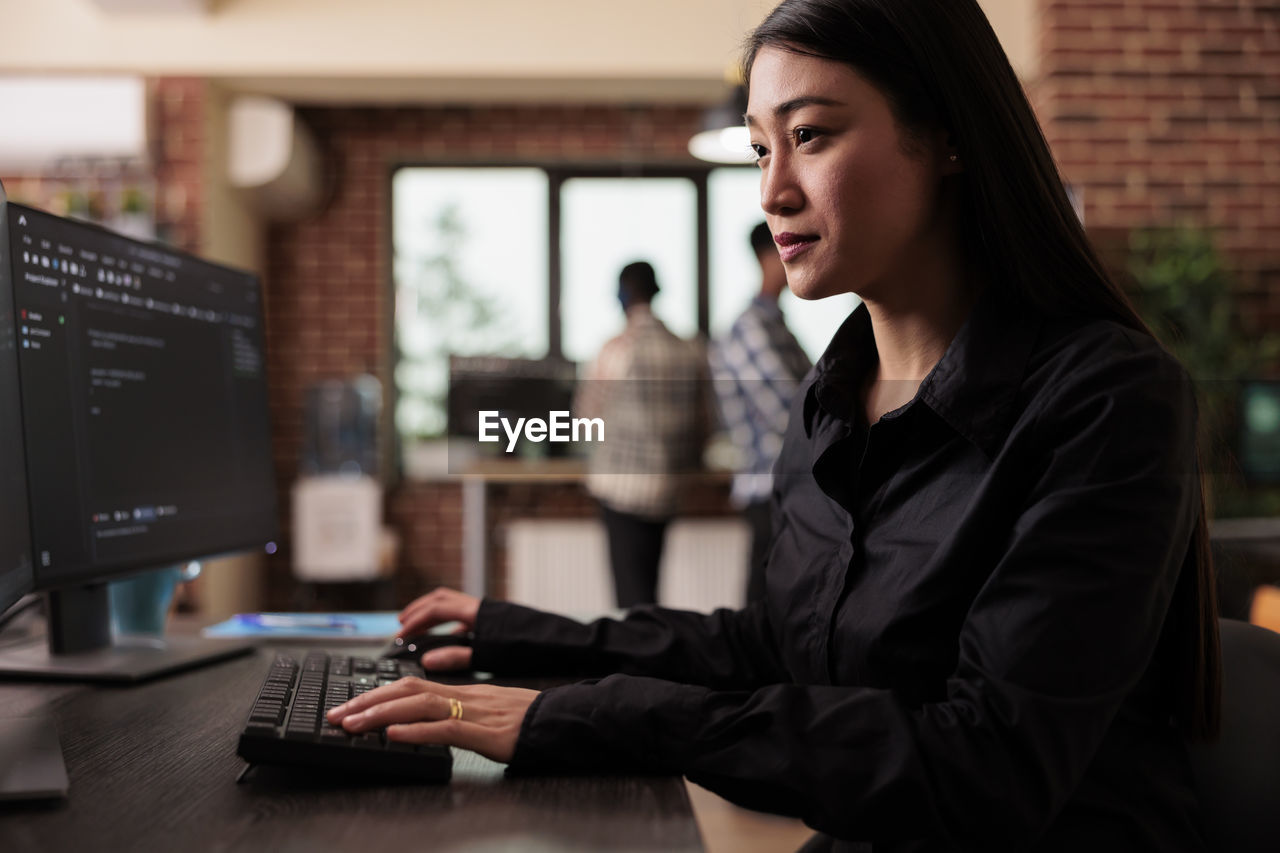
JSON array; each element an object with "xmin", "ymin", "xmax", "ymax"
[
  {"xmin": 396, "ymin": 587, "xmax": 480, "ymax": 672},
  {"xmin": 326, "ymin": 677, "xmax": 536, "ymax": 764}
]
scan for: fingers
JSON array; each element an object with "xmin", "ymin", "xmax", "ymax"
[
  {"xmin": 326, "ymin": 680, "xmax": 535, "ymax": 765},
  {"xmin": 397, "ymin": 588, "xmax": 480, "ymax": 637},
  {"xmin": 337, "ymin": 692, "xmax": 452, "ymax": 733},
  {"xmin": 325, "ymin": 678, "xmax": 417, "ymax": 723},
  {"xmin": 421, "ymin": 646, "xmax": 473, "ymax": 672},
  {"xmin": 326, "ymin": 677, "xmax": 459, "ymax": 725},
  {"xmin": 397, "ymin": 587, "xmax": 465, "ymax": 626}
]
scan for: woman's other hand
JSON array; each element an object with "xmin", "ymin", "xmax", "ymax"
[
  {"xmin": 326, "ymin": 678, "xmax": 537, "ymax": 764},
  {"xmin": 397, "ymin": 587, "xmax": 481, "ymax": 671}
]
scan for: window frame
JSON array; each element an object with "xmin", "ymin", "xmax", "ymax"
[{"xmin": 386, "ymin": 160, "xmax": 755, "ymax": 475}]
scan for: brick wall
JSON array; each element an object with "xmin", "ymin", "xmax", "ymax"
[
  {"xmin": 149, "ymin": 78, "xmax": 206, "ymax": 254},
  {"xmin": 1035, "ymin": 0, "xmax": 1280, "ymax": 331},
  {"xmin": 261, "ymin": 105, "xmax": 717, "ymax": 608}
]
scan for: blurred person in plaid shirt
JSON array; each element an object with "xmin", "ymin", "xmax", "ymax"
[
  {"xmin": 573, "ymin": 261, "xmax": 712, "ymax": 607},
  {"xmin": 710, "ymin": 222, "xmax": 813, "ymax": 604}
]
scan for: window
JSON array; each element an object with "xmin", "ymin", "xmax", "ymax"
[
  {"xmin": 560, "ymin": 177, "xmax": 698, "ymax": 363},
  {"xmin": 392, "ymin": 168, "xmax": 549, "ymax": 438},
  {"xmin": 390, "ymin": 164, "xmax": 857, "ymax": 454}
]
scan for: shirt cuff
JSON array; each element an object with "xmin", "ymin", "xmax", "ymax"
[
  {"xmin": 469, "ymin": 597, "xmax": 508, "ymax": 672},
  {"xmin": 506, "ymin": 674, "xmax": 710, "ymax": 776}
]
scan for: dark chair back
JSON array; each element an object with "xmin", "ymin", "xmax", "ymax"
[{"xmin": 1187, "ymin": 619, "xmax": 1280, "ymax": 852}]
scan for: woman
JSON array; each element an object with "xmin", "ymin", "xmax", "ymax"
[{"xmin": 328, "ymin": 1, "xmax": 1220, "ymax": 848}]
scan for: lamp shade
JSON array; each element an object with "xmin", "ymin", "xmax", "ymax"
[{"xmin": 688, "ymin": 86, "xmax": 753, "ymax": 164}]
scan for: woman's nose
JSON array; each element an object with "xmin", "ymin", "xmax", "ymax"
[{"xmin": 760, "ymin": 155, "xmax": 803, "ymax": 216}]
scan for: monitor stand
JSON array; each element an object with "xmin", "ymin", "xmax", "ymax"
[
  {"xmin": 0, "ymin": 584, "xmax": 253, "ymax": 683},
  {"xmin": 0, "ymin": 716, "xmax": 68, "ymax": 801}
]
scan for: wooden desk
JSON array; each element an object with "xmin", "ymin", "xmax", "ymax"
[{"xmin": 0, "ymin": 645, "xmax": 702, "ymax": 852}]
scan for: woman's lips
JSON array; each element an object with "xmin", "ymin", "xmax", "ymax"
[{"xmin": 774, "ymin": 233, "xmax": 818, "ymax": 262}]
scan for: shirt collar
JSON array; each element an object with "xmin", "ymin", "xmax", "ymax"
[
  {"xmin": 624, "ymin": 303, "xmax": 660, "ymax": 328},
  {"xmin": 808, "ymin": 289, "xmax": 1042, "ymax": 457},
  {"xmin": 808, "ymin": 305, "xmax": 876, "ymax": 428}
]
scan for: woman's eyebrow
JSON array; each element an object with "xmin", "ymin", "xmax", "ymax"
[{"xmin": 744, "ymin": 96, "xmax": 847, "ymax": 127}]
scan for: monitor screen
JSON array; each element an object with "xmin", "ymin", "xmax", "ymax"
[
  {"xmin": 5, "ymin": 203, "xmax": 277, "ymax": 590},
  {"xmin": 447, "ymin": 355, "xmax": 578, "ymax": 458},
  {"xmin": 0, "ymin": 198, "xmax": 33, "ymax": 613}
]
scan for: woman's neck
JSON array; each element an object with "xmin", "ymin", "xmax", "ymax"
[
  {"xmin": 866, "ymin": 300, "xmax": 966, "ymax": 381},
  {"xmin": 860, "ymin": 260, "xmax": 980, "ymax": 423}
]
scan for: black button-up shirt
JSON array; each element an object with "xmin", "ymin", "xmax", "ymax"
[{"xmin": 474, "ymin": 292, "xmax": 1206, "ymax": 852}]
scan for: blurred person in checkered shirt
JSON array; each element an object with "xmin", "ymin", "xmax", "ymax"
[
  {"xmin": 710, "ymin": 222, "xmax": 813, "ymax": 604},
  {"xmin": 572, "ymin": 261, "xmax": 712, "ymax": 608}
]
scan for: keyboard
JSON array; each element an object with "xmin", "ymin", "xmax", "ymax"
[{"xmin": 236, "ymin": 651, "xmax": 452, "ymax": 782}]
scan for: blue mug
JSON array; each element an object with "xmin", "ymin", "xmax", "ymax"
[{"xmin": 109, "ymin": 562, "xmax": 201, "ymax": 637}]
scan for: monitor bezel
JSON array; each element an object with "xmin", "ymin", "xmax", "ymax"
[
  {"xmin": 0, "ymin": 185, "xmax": 36, "ymax": 613},
  {"xmin": 4, "ymin": 199, "xmax": 280, "ymax": 592}
]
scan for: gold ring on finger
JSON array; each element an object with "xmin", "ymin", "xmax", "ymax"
[{"xmin": 448, "ymin": 697, "xmax": 464, "ymax": 721}]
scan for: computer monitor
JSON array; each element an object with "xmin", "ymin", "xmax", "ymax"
[
  {"xmin": 0, "ymin": 183, "xmax": 280, "ymax": 681},
  {"xmin": 447, "ymin": 355, "xmax": 578, "ymax": 458}
]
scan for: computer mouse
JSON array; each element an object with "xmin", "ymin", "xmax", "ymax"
[{"xmin": 380, "ymin": 632, "xmax": 473, "ymax": 660}]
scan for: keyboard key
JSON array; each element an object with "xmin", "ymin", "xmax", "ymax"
[
  {"xmin": 353, "ymin": 733, "xmax": 383, "ymax": 749},
  {"xmin": 319, "ymin": 726, "xmax": 349, "ymax": 743}
]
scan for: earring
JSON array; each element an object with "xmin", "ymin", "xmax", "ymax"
[{"xmin": 948, "ymin": 154, "xmax": 958, "ymax": 162}]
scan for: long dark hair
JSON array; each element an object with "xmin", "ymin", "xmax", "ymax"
[{"xmin": 745, "ymin": 0, "xmax": 1220, "ymax": 740}]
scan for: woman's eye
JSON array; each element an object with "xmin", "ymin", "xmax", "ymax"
[
  {"xmin": 795, "ymin": 127, "xmax": 816, "ymax": 145},
  {"xmin": 750, "ymin": 143, "xmax": 768, "ymax": 160}
]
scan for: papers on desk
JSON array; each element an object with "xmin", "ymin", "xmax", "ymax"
[{"xmin": 202, "ymin": 612, "xmax": 401, "ymax": 639}]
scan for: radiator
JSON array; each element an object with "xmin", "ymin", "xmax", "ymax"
[{"xmin": 505, "ymin": 518, "xmax": 750, "ymax": 615}]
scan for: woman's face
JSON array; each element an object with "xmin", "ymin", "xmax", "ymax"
[{"xmin": 746, "ymin": 46, "xmax": 953, "ymax": 303}]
